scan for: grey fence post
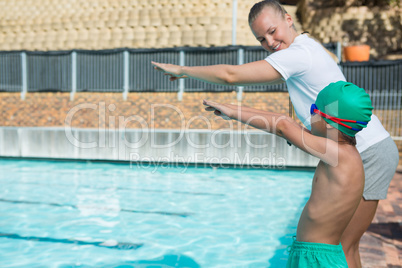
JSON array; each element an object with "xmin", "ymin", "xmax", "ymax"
[
  {"xmin": 232, "ymin": 0, "xmax": 238, "ymax": 46},
  {"xmin": 337, "ymin": 42, "xmax": 343, "ymax": 72},
  {"xmin": 21, "ymin": 52, "xmax": 27, "ymax": 100},
  {"xmin": 178, "ymin": 50, "xmax": 185, "ymax": 101},
  {"xmin": 70, "ymin": 51, "xmax": 77, "ymax": 101},
  {"xmin": 237, "ymin": 47, "xmax": 244, "ymax": 101},
  {"xmin": 336, "ymin": 41, "xmax": 342, "ymax": 62},
  {"xmin": 123, "ymin": 50, "xmax": 129, "ymax": 100}
]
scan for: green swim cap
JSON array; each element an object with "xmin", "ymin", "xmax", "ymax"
[{"xmin": 315, "ymin": 81, "xmax": 373, "ymax": 137}]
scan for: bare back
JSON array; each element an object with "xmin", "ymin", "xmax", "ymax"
[{"xmin": 296, "ymin": 144, "xmax": 364, "ymax": 245}]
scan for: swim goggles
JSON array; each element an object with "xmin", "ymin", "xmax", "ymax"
[{"xmin": 310, "ymin": 103, "xmax": 367, "ymax": 131}]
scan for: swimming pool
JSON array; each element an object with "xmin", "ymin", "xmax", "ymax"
[{"xmin": 0, "ymin": 159, "xmax": 313, "ymax": 267}]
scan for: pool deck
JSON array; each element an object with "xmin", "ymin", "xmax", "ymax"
[{"xmin": 360, "ymin": 167, "xmax": 402, "ymax": 268}]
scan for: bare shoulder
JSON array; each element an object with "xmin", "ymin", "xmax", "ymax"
[
  {"xmin": 338, "ymin": 144, "xmax": 362, "ymax": 164},
  {"xmin": 329, "ymin": 144, "xmax": 364, "ymax": 184}
]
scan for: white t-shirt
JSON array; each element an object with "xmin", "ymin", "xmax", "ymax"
[{"xmin": 265, "ymin": 34, "xmax": 389, "ymax": 152}]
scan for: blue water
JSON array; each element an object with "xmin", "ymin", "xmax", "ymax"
[{"xmin": 0, "ymin": 159, "xmax": 313, "ymax": 268}]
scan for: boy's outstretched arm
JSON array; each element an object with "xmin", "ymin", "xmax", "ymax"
[
  {"xmin": 204, "ymin": 100, "xmax": 301, "ymax": 137},
  {"xmin": 204, "ymin": 100, "xmax": 340, "ymax": 166}
]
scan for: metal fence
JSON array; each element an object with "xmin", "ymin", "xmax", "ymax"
[
  {"xmin": 27, "ymin": 51, "xmax": 72, "ymax": 92},
  {"xmin": 0, "ymin": 46, "xmax": 400, "ymax": 96},
  {"xmin": 0, "ymin": 52, "xmax": 22, "ymax": 93},
  {"xmin": 0, "ymin": 44, "xmax": 341, "ymax": 96}
]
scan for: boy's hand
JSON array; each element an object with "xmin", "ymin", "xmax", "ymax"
[
  {"xmin": 151, "ymin": 61, "xmax": 188, "ymax": 81},
  {"xmin": 203, "ymin": 100, "xmax": 232, "ymax": 120}
]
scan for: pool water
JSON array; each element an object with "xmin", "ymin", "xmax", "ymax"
[{"xmin": 0, "ymin": 159, "xmax": 313, "ymax": 268}]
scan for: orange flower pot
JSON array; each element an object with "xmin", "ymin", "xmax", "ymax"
[{"xmin": 343, "ymin": 45, "xmax": 370, "ymax": 62}]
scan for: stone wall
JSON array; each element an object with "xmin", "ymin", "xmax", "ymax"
[
  {"xmin": 1, "ymin": 0, "xmax": 399, "ymax": 58},
  {"xmin": 296, "ymin": 0, "xmax": 402, "ymax": 59},
  {"xmin": 0, "ymin": 0, "xmax": 299, "ymax": 51}
]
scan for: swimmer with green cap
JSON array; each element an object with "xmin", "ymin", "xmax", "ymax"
[
  {"xmin": 203, "ymin": 81, "xmax": 373, "ymax": 267},
  {"xmin": 312, "ymin": 81, "xmax": 373, "ymax": 138}
]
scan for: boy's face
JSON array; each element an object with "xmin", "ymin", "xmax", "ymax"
[
  {"xmin": 250, "ymin": 7, "xmax": 295, "ymax": 53},
  {"xmin": 310, "ymin": 114, "xmax": 327, "ymax": 137}
]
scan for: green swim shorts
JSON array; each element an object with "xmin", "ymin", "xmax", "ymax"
[{"xmin": 286, "ymin": 239, "xmax": 348, "ymax": 268}]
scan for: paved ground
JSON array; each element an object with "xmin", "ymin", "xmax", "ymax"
[{"xmin": 360, "ymin": 168, "xmax": 402, "ymax": 268}]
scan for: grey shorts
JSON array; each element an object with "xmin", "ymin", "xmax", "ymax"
[{"xmin": 361, "ymin": 136, "xmax": 399, "ymax": 200}]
